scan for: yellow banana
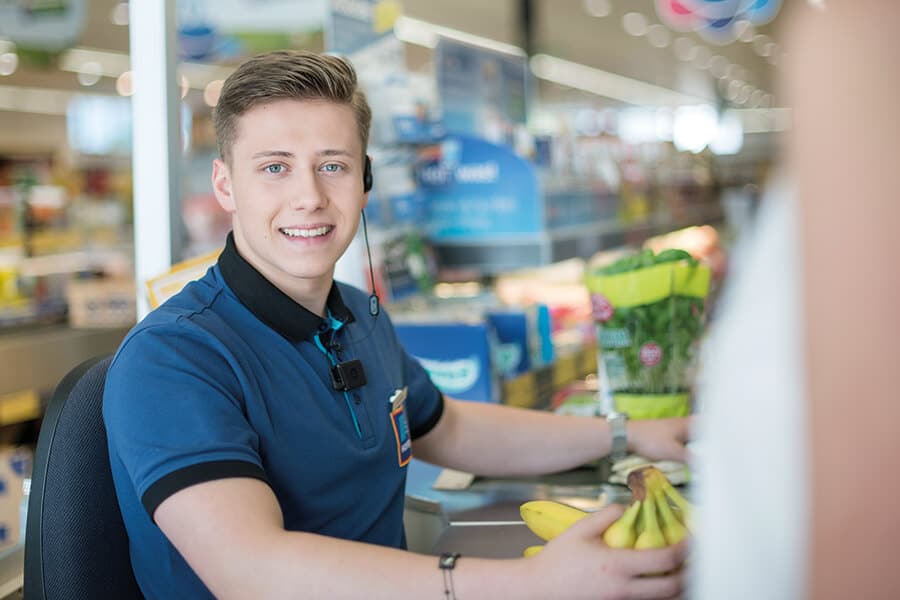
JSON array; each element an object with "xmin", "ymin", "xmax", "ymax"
[
  {"xmin": 520, "ymin": 500, "xmax": 588, "ymax": 541},
  {"xmin": 654, "ymin": 489, "xmax": 688, "ymax": 545},
  {"xmin": 659, "ymin": 479, "xmax": 692, "ymax": 527},
  {"xmin": 523, "ymin": 545, "xmax": 544, "ymax": 557},
  {"xmin": 633, "ymin": 495, "xmax": 666, "ymax": 549},
  {"xmin": 601, "ymin": 500, "xmax": 642, "ymax": 548}
]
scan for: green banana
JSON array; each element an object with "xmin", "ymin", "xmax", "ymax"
[
  {"xmin": 654, "ymin": 489, "xmax": 688, "ymax": 545},
  {"xmin": 633, "ymin": 494, "xmax": 667, "ymax": 549},
  {"xmin": 520, "ymin": 500, "xmax": 588, "ymax": 541},
  {"xmin": 601, "ymin": 500, "xmax": 642, "ymax": 548}
]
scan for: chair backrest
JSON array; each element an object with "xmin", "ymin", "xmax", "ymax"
[{"xmin": 24, "ymin": 355, "xmax": 144, "ymax": 599}]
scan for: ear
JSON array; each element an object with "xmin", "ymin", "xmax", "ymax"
[{"xmin": 211, "ymin": 158, "xmax": 236, "ymax": 213}]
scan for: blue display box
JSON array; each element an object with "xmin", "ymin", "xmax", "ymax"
[{"xmin": 394, "ymin": 321, "xmax": 498, "ymax": 403}]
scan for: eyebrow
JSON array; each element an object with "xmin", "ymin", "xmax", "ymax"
[{"xmin": 250, "ymin": 149, "xmax": 355, "ymax": 160}]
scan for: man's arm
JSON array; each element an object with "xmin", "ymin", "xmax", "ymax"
[
  {"xmin": 413, "ymin": 397, "xmax": 691, "ymax": 477},
  {"xmin": 154, "ymin": 477, "xmax": 684, "ymax": 600}
]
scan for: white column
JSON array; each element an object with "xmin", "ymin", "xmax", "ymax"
[{"xmin": 129, "ymin": 0, "xmax": 182, "ymax": 318}]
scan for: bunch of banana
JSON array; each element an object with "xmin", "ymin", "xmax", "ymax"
[{"xmin": 519, "ymin": 466, "xmax": 692, "ymax": 556}]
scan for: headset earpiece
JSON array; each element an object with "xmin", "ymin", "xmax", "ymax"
[{"xmin": 363, "ymin": 155, "xmax": 373, "ymax": 193}]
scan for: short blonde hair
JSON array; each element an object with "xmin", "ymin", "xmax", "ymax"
[{"xmin": 213, "ymin": 50, "xmax": 372, "ymax": 164}]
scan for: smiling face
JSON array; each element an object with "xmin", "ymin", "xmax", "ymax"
[{"xmin": 211, "ymin": 98, "xmax": 368, "ymax": 309}]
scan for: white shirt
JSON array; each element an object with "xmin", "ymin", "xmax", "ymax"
[{"xmin": 691, "ymin": 184, "xmax": 809, "ymax": 600}]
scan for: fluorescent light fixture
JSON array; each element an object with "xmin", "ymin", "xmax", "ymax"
[
  {"xmin": 59, "ymin": 47, "xmax": 130, "ymax": 79},
  {"xmin": 0, "ymin": 84, "xmax": 74, "ymax": 115},
  {"xmin": 673, "ymin": 104, "xmax": 718, "ymax": 153},
  {"xmin": 59, "ymin": 46, "xmax": 232, "ymax": 90},
  {"xmin": 530, "ymin": 53, "xmax": 711, "ymax": 107},
  {"xmin": 733, "ymin": 107, "xmax": 791, "ymax": 133},
  {"xmin": 710, "ymin": 110, "xmax": 744, "ymax": 155},
  {"xmin": 394, "ymin": 15, "xmax": 525, "ymax": 57}
]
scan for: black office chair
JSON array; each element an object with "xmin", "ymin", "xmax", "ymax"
[{"xmin": 24, "ymin": 355, "xmax": 144, "ymax": 599}]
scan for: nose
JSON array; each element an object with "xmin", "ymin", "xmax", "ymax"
[{"xmin": 287, "ymin": 169, "xmax": 328, "ymax": 211}]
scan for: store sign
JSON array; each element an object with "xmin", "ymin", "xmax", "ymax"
[
  {"xmin": 417, "ymin": 135, "xmax": 542, "ymax": 239},
  {"xmin": 0, "ymin": 0, "xmax": 86, "ymax": 51},
  {"xmin": 436, "ymin": 38, "xmax": 530, "ymax": 140}
]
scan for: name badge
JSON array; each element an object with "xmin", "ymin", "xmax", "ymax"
[{"xmin": 389, "ymin": 387, "xmax": 412, "ymax": 467}]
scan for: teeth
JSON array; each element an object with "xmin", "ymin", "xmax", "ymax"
[{"xmin": 281, "ymin": 226, "xmax": 331, "ymax": 238}]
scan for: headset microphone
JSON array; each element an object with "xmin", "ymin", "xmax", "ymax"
[{"xmin": 361, "ymin": 155, "xmax": 379, "ymax": 317}]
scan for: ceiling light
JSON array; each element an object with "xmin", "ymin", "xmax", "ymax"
[
  {"xmin": 710, "ymin": 110, "xmax": 744, "ymax": 155},
  {"xmin": 203, "ymin": 79, "xmax": 223, "ymax": 107},
  {"xmin": 647, "ymin": 24, "xmax": 671, "ymax": 48},
  {"xmin": 752, "ymin": 34, "xmax": 772, "ymax": 55},
  {"xmin": 394, "ymin": 16, "xmax": 524, "ymax": 56},
  {"xmin": 583, "ymin": 0, "xmax": 612, "ymax": 18},
  {"xmin": 76, "ymin": 61, "xmax": 102, "ymax": 86},
  {"xmin": 622, "ymin": 12, "xmax": 648, "ymax": 37},
  {"xmin": 749, "ymin": 89, "xmax": 763, "ymax": 108},
  {"xmin": 0, "ymin": 53, "xmax": 17, "ymax": 76},
  {"xmin": 530, "ymin": 53, "xmax": 710, "ymax": 107},
  {"xmin": 673, "ymin": 105, "xmax": 717, "ymax": 153},
  {"xmin": 116, "ymin": 71, "xmax": 133, "ymax": 97}
]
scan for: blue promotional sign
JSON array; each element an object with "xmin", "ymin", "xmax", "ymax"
[
  {"xmin": 416, "ymin": 135, "xmax": 542, "ymax": 239},
  {"xmin": 435, "ymin": 38, "xmax": 530, "ymax": 140},
  {"xmin": 394, "ymin": 322, "xmax": 497, "ymax": 403}
]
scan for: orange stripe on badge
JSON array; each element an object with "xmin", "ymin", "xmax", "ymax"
[{"xmin": 391, "ymin": 407, "xmax": 412, "ymax": 467}]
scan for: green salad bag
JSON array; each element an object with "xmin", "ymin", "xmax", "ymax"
[{"xmin": 585, "ymin": 249, "xmax": 711, "ymax": 419}]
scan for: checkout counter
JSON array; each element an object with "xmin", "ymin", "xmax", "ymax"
[{"xmin": 403, "ymin": 459, "xmax": 635, "ymax": 558}]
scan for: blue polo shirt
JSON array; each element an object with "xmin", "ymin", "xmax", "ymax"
[{"xmin": 103, "ymin": 233, "xmax": 444, "ymax": 599}]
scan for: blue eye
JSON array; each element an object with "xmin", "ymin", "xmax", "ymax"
[
  {"xmin": 264, "ymin": 164, "xmax": 285, "ymax": 174},
  {"xmin": 321, "ymin": 163, "xmax": 343, "ymax": 173}
]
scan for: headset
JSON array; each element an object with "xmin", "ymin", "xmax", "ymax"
[
  {"xmin": 363, "ymin": 155, "xmax": 373, "ymax": 193},
  {"xmin": 360, "ymin": 155, "xmax": 379, "ymax": 317}
]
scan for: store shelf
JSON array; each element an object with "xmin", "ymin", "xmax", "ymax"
[
  {"xmin": 431, "ymin": 204, "xmax": 724, "ymax": 274},
  {"xmin": 0, "ymin": 324, "xmax": 130, "ymax": 399}
]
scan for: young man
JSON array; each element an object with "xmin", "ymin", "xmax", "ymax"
[{"xmin": 104, "ymin": 50, "xmax": 690, "ymax": 599}]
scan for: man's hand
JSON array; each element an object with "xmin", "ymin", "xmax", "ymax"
[
  {"xmin": 627, "ymin": 416, "xmax": 694, "ymax": 463},
  {"xmin": 525, "ymin": 503, "xmax": 687, "ymax": 599}
]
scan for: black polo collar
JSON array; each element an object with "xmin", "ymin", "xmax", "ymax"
[{"xmin": 217, "ymin": 232, "xmax": 355, "ymax": 343}]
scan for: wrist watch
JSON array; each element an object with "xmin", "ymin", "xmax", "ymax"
[{"xmin": 605, "ymin": 411, "xmax": 629, "ymax": 461}]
